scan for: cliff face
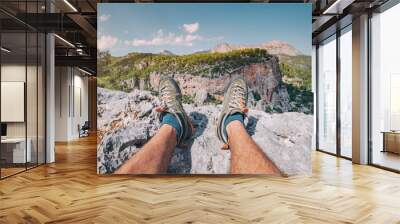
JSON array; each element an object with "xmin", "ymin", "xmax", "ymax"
[
  {"xmin": 97, "ymin": 88, "xmax": 313, "ymax": 175},
  {"xmin": 98, "ymin": 48, "xmax": 313, "ymax": 114},
  {"xmin": 149, "ymin": 56, "xmax": 288, "ymax": 110}
]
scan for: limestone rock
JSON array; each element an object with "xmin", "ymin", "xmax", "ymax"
[
  {"xmin": 97, "ymin": 88, "xmax": 313, "ymax": 176},
  {"xmin": 195, "ymin": 89, "xmax": 208, "ymax": 105}
]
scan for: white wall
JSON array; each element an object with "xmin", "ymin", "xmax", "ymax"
[
  {"xmin": 55, "ymin": 67, "xmax": 70, "ymax": 141},
  {"xmin": 73, "ymin": 73, "xmax": 89, "ymax": 137},
  {"xmin": 54, "ymin": 67, "xmax": 89, "ymax": 141}
]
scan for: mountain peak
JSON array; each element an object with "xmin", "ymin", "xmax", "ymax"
[
  {"xmin": 260, "ymin": 40, "xmax": 302, "ymax": 56},
  {"xmin": 212, "ymin": 42, "xmax": 234, "ymax": 53},
  {"xmin": 160, "ymin": 50, "xmax": 175, "ymax": 56},
  {"xmin": 211, "ymin": 40, "xmax": 302, "ymax": 56}
]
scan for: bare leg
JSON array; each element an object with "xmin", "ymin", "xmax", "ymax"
[
  {"xmin": 115, "ymin": 125, "xmax": 177, "ymax": 174},
  {"xmin": 227, "ymin": 121, "xmax": 281, "ymax": 175}
]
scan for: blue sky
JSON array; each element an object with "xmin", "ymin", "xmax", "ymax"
[{"xmin": 98, "ymin": 4, "xmax": 311, "ymax": 56}]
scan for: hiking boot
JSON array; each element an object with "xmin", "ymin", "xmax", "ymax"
[
  {"xmin": 156, "ymin": 76, "xmax": 193, "ymax": 145},
  {"xmin": 216, "ymin": 76, "xmax": 248, "ymax": 148}
]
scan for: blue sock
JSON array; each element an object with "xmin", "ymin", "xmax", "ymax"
[
  {"xmin": 161, "ymin": 112, "xmax": 182, "ymax": 142},
  {"xmin": 223, "ymin": 112, "xmax": 244, "ymax": 138}
]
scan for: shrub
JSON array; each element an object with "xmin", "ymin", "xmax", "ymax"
[{"xmin": 182, "ymin": 95, "xmax": 195, "ymax": 104}]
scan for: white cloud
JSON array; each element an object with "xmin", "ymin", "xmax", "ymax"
[
  {"xmin": 98, "ymin": 35, "xmax": 119, "ymax": 50},
  {"xmin": 99, "ymin": 14, "xmax": 111, "ymax": 22},
  {"xmin": 124, "ymin": 29, "xmax": 202, "ymax": 47},
  {"xmin": 182, "ymin": 22, "xmax": 199, "ymax": 34},
  {"xmin": 123, "ymin": 23, "xmax": 223, "ymax": 48},
  {"xmin": 185, "ymin": 34, "xmax": 199, "ymax": 42}
]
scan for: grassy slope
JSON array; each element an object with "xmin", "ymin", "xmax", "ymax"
[{"xmin": 278, "ymin": 55, "xmax": 313, "ymax": 113}]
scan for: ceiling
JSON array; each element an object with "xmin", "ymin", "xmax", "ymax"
[
  {"xmin": 0, "ymin": 0, "xmax": 392, "ymax": 74},
  {"xmin": 0, "ymin": 0, "xmax": 98, "ymax": 74}
]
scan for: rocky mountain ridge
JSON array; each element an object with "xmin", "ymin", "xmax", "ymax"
[
  {"xmin": 211, "ymin": 40, "xmax": 303, "ymax": 57},
  {"xmin": 160, "ymin": 50, "xmax": 175, "ymax": 56}
]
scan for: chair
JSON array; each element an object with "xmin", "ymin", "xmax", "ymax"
[{"xmin": 79, "ymin": 121, "xmax": 90, "ymax": 138}]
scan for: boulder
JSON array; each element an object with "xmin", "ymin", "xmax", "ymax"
[
  {"xmin": 195, "ymin": 89, "xmax": 208, "ymax": 105},
  {"xmin": 97, "ymin": 87, "xmax": 313, "ymax": 176}
]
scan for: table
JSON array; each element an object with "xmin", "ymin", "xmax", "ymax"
[
  {"xmin": 382, "ymin": 131, "xmax": 400, "ymax": 154},
  {"xmin": 1, "ymin": 138, "xmax": 32, "ymax": 163}
]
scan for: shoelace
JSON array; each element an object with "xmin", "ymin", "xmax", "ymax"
[
  {"xmin": 160, "ymin": 85, "xmax": 178, "ymax": 112},
  {"xmin": 228, "ymin": 83, "xmax": 246, "ymax": 110}
]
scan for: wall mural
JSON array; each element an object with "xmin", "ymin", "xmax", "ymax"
[{"xmin": 97, "ymin": 3, "xmax": 313, "ymax": 175}]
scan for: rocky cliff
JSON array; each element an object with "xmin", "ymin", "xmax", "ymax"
[
  {"xmin": 148, "ymin": 55, "xmax": 292, "ymax": 112},
  {"xmin": 97, "ymin": 88, "xmax": 313, "ymax": 175},
  {"xmin": 98, "ymin": 48, "xmax": 313, "ymax": 114}
]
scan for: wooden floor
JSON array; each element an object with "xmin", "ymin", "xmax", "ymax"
[
  {"xmin": 1, "ymin": 136, "xmax": 400, "ymax": 223},
  {"xmin": 1, "ymin": 167, "xmax": 26, "ymax": 178}
]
